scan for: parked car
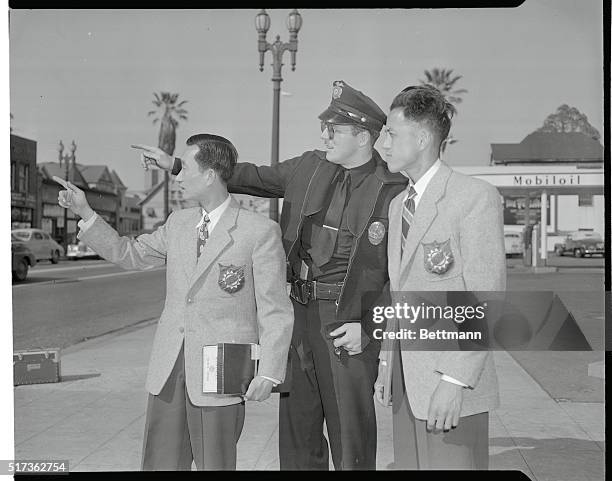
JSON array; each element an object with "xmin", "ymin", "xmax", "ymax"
[
  {"xmin": 554, "ymin": 230, "xmax": 604, "ymax": 257},
  {"xmin": 504, "ymin": 231, "xmax": 523, "ymax": 257},
  {"xmin": 11, "ymin": 228, "xmax": 65, "ymax": 264},
  {"xmin": 66, "ymin": 241, "xmax": 100, "ymax": 260},
  {"xmin": 11, "ymin": 234, "xmax": 36, "ymax": 281}
]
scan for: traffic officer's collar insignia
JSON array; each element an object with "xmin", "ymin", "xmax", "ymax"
[
  {"xmin": 368, "ymin": 221, "xmax": 386, "ymax": 246},
  {"xmin": 218, "ymin": 263, "xmax": 246, "ymax": 293},
  {"xmin": 422, "ymin": 239, "xmax": 454, "ymax": 274}
]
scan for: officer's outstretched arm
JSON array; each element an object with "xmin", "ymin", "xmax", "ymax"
[{"xmin": 227, "ymin": 154, "xmax": 305, "ymax": 198}]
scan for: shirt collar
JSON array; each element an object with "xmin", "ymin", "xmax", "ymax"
[
  {"xmin": 404, "ymin": 159, "xmax": 441, "ymax": 197},
  {"xmin": 196, "ymin": 194, "xmax": 231, "ymax": 228},
  {"xmin": 344, "ymin": 158, "xmax": 376, "ymax": 189}
]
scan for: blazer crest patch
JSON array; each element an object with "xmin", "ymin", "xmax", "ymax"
[
  {"xmin": 422, "ymin": 239, "xmax": 454, "ymax": 274},
  {"xmin": 218, "ymin": 263, "xmax": 246, "ymax": 293}
]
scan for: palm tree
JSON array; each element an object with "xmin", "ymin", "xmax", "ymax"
[
  {"xmin": 419, "ymin": 68, "xmax": 467, "ymax": 153},
  {"xmin": 147, "ymin": 92, "xmax": 188, "ymax": 218}
]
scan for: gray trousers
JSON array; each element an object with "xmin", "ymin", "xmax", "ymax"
[
  {"xmin": 141, "ymin": 343, "xmax": 245, "ymax": 470},
  {"xmin": 392, "ymin": 344, "xmax": 489, "ymax": 470}
]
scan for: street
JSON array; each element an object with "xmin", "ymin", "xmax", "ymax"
[{"xmin": 12, "ymin": 259, "xmax": 166, "ymax": 351}]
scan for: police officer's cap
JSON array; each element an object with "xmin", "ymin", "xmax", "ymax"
[{"xmin": 318, "ymin": 80, "xmax": 386, "ymax": 133}]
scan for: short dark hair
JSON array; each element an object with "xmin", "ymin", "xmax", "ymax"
[
  {"xmin": 390, "ymin": 85, "xmax": 456, "ymax": 150},
  {"xmin": 186, "ymin": 134, "xmax": 238, "ymax": 182}
]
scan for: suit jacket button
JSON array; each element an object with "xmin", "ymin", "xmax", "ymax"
[
  {"xmin": 179, "ymin": 326, "xmax": 184, "ymax": 333},
  {"xmin": 187, "ymin": 298, "xmax": 193, "ymax": 304}
]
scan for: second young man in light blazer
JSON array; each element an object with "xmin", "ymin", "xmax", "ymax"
[{"xmin": 375, "ymin": 85, "xmax": 506, "ymax": 470}]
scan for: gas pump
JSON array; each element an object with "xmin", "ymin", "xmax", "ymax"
[
  {"xmin": 531, "ymin": 223, "xmax": 545, "ymax": 267},
  {"xmin": 523, "ymin": 224, "xmax": 533, "ymax": 266}
]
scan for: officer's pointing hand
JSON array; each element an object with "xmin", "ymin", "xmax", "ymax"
[
  {"xmin": 131, "ymin": 144, "xmax": 173, "ymax": 171},
  {"xmin": 330, "ymin": 322, "xmax": 369, "ymax": 355}
]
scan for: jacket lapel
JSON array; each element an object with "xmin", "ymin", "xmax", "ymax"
[
  {"xmin": 181, "ymin": 208, "xmax": 205, "ymax": 280},
  {"xmin": 189, "ymin": 198, "xmax": 239, "ymax": 288},
  {"xmin": 302, "ymin": 161, "xmax": 339, "ymax": 217},
  {"xmin": 399, "ymin": 162, "xmax": 452, "ymax": 287},
  {"xmin": 387, "ymin": 194, "xmax": 403, "ymax": 289}
]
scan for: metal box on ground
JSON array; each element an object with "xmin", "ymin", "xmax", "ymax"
[{"xmin": 13, "ymin": 349, "xmax": 61, "ymax": 386}]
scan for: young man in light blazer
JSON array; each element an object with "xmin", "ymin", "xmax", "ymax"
[
  {"xmin": 55, "ymin": 134, "xmax": 293, "ymax": 470},
  {"xmin": 374, "ymin": 86, "xmax": 506, "ymax": 470}
]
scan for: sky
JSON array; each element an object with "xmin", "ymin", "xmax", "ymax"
[{"xmin": 8, "ymin": 3, "xmax": 604, "ymax": 193}]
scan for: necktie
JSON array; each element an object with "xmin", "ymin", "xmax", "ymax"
[
  {"xmin": 197, "ymin": 211, "xmax": 210, "ymax": 259},
  {"xmin": 401, "ymin": 184, "xmax": 417, "ymax": 258},
  {"xmin": 309, "ymin": 168, "xmax": 351, "ymax": 267}
]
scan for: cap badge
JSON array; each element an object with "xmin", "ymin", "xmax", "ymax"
[{"xmin": 332, "ymin": 85, "xmax": 343, "ymax": 99}]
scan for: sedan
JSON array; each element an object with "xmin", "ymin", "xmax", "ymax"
[
  {"xmin": 11, "ymin": 228, "xmax": 65, "ymax": 264},
  {"xmin": 12, "ymin": 234, "xmax": 36, "ymax": 281},
  {"xmin": 555, "ymin": 231, "xmax": 604, "ymax": 258}
]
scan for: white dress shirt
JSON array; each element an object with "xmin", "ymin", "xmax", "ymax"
[
  {"xmin": 399, "ymin": 159, "xmax": 468, "ymax": 389},
  {"xmin": 79, "ymin": 194, "xmax": 281, "ymax": 387},
  {"xmin": 195, "ymin": 194, "xmax": 231, "ymax": 235}
]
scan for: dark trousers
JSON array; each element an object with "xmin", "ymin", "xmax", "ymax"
[
  {"xmin": 279, "ymin": 299, "xmax": 378, "ymax": 470},
  {"xmin": 391, "ymin": 343, "xmax": 489, "ymax": 470},
  {"xmin": 141, "ymin": 343, "xmax": 246, "ymax": 470}
]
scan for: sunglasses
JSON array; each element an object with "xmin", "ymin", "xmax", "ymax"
[{"xmin": 320, "ymin": 121, "xmax": 353, "ymax": 140}]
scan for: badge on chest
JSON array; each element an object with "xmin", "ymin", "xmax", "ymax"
[
  {"xmin": 422, "ymin": 239, "xmax": 454, "ymax": 274},
  {"xmin": 367, "ymin": 221, "xmax": 386, "ymax": 246},
  {"xmin": 218, "ymin": 263, "xmax": 246, "ymax": 293}
]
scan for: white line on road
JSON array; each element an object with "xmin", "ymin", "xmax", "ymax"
[{"xmin": 13, "ymin": 267, "xmax": 166, "ymax": 289}]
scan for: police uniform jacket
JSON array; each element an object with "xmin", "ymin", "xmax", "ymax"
[{"xmin": 228, "ymin": 149, "xmax": 407, "ymax": 338}]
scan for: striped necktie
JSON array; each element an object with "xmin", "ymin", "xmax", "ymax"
[
  {"xmin": 401, "ymin": 184, "xmax": 417, "ymax": 258},
  {"xmin": 197, "ymin": 210, "xmax": 210, "ymax": 259}
]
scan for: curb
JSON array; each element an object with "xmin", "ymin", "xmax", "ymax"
[{"xmin": 61, "ymin": 317, "xmax": 159, "ymax": 355}]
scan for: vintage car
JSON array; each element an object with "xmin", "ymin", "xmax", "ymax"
[
  {"xmin": 11, "ymin": 228, "xmax": 65, "ymax": 264},
  {"xmin": 66, "ymin": 241, "xmax": 100, "ymax": 260},
  {"xmin": 504, "ymin": 231, "xmax": 523, "ymax": 257},
  {"xmin": 12, "ymin": 233, "xmax": 37, "ymax": 281},
  {"xmin": 554, "ymin": 230, "xmax": 604, "ymax": 257}
]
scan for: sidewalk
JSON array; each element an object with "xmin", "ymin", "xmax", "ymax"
[{"xmin": 13, "ymin": 320, "xmax": 604, "ymax": 478}]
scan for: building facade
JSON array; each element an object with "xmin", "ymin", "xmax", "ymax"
[
  {"xmin": 455, "ymin": 132, "xmax": 604, "ymax": 252},
  {"xmin": 37, "ymin": 163, "xmax": 141, "ymax": 243},
  {"xmin": 10, "ymin": 134, "xmax": 38, "ymax": 229}
]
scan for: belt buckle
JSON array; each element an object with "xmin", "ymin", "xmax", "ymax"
[{"xmin": 291, "ymin": 279, "xmax": 307, "ymax": 305}]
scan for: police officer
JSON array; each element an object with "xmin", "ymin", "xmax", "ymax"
[{"xmin": 134, "ymin": 80, "xmax": 408, "ymax": 470}]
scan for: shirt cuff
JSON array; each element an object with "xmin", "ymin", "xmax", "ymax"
[
  {"xmin": 171, "ymin": 157, "xmax": 182, "ymax": 176},
  {"xmin": 259, "ymin": 375, "xmax": 281, "ymax": 387},
  {"xmin": 77, "ymin": 212, "xmax": 99, "ymax": 233},
  {"xmin": 440, "ymin": 374, "xmax": 469, "ymax": 388}
]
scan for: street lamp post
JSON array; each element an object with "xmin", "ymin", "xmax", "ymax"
[
  {"xmin": 255, "ymin": 9, "xmax": 303, "ymax": 222},
  {"xmin": 58, "ymin": 140, "xmax": 77, "ymax": 253}
]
